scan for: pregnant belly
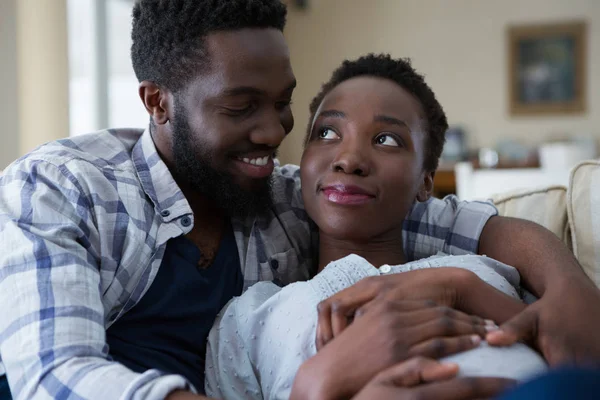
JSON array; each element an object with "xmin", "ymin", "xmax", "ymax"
[{"xmin": 441, "ymin": 341, "xmax": 548, "ymax": 382}]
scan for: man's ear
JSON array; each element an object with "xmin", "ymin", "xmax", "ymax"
[
  {"xmin": 139, "ymin": 81, "xmax": 171, "ymax": 126},
  {"xmin": 417, "ymin": 170, "xmax": 435, "ymax": 202}
]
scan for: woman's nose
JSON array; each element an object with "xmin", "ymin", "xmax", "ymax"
[{"xmin": 331, "ymin": 142, "xmax": 371, "ymax": 176}]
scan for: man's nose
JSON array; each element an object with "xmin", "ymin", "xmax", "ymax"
[{"xmin": 250, "ymin": 113, "xmax": 287, "ymax": 148}]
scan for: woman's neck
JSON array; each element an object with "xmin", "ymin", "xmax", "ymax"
[{"xmin": 317, "ymin": 232, "xmax": 406, "ymax": 273}]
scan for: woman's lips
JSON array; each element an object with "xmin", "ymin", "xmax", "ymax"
[{"xmin": 321, "ymin": 184, "xmax": 376, "ymax": 205}]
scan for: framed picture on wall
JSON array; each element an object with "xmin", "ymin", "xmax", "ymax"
[{"xmin": 508, "ymin": 21, "xmax": 587, "ymax": 116}]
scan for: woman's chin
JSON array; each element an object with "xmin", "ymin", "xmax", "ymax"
[{"xmin": 320, "ymin": 223, "xmax": 376, "ymax": 243}]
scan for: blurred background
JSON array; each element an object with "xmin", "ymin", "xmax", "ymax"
[{"xmin": 1, "ymin": 0, "xmax": 598, "ymax": 199}]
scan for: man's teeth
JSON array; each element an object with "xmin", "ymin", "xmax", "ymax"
[{"xmin": 239, "ymin": 156, "xmax": 270, "ymax": 166}]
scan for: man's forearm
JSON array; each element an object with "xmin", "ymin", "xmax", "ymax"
[
  {"xmin": 455, "ymin": 270, "xmax": 526, "ymax": 324},
  {"xmin": 478, "ymin": 216, "xmax": 591, "ymax": 296}
]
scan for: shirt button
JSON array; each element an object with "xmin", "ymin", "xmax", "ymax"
[
  {"xmin": 379, "ymin": 264, "xmax": 391, "ymax": 274},
  {"xmin": 181, "ymin": 216, "xmax": 192, "ymax": 227},
  {"xmin": 161, "ymin": 210, "xmax": 171, "ymax": 217},
  {"xmin": 270, "ymin": 259, "xmax": 279, "ymax": 270}
]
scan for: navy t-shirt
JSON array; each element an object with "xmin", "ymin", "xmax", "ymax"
[{"xmin": 106, "ymin": 227, "xmax": 243, "ymax": 393}]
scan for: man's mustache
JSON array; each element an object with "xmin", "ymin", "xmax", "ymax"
[{"xmin": 228, "ymin": 145, "xmax": 279, "ymax": 159}]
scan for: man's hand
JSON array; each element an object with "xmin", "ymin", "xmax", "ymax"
[
  {"xmin": 487, "ymin": 277, "xmax": 600, "ymax": 366},
  {"xmin": 480, "ymin": 216, "xmax": 600, "ymax": 365},
  {"xmin": 315, "ymin": 268, "xmax": 490, "ymax": 349},
  {"xmin": 291, "ymin": 298, "xmax": 487, "ymax": 400},
  {"xmin": 353, "ymin": 357, "xmax": 514, "ymax": 400}
]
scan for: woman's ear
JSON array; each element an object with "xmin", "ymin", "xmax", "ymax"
[
  {"xmin": 416, "ymin": 171, "xmax": 435, "ymax": 202},
  {"xmin": 139, "ymin": 81, "xmax": 171, "ymax": 126}
]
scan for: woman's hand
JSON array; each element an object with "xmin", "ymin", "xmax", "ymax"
[
  {"xmin": 315, "ymin": 268, "xmax": 489, "ymax": 350},
  {"xmin": 316, "ymin": 267, "xmax": 529, "ymax": 350},
  {"xmin": 291, "ymin": 298, "xmax": 488, "ymax": 400},
  {"xmin": 353, "ymin": 357, "xmax": 514, "ymax": 400}
]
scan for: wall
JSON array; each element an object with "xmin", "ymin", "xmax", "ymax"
[
  {"xmin": 17, "ymin": 0, "xmax": 70, "ymax": 155},
  {"xmin": 280, "ymin": 0, "xmax": 600, "ymax": 165},
  {"xmin": 0, "ymin": 0, "xmax": 20, "ymax": 170},
  {"xmin": 0, "ymin": 0, "xmax": 69, "ymax": 170}
]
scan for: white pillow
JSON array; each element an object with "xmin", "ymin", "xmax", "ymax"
[
  {"xmin": 492, "ymin": 186, "xmax": 569, "ymax": 245},
  {"xmin": 567, "ymin": 160, "xmax": 600, "ymax": 287}
]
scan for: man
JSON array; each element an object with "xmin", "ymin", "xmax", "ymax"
[{"xmin": 0, "ymin": 1, "xmax": 598, "ymax": 399}]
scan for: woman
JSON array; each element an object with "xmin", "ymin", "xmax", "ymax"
[{"xmin": 204, "ymin": 54, "xmax": 547, "ymax": 400}]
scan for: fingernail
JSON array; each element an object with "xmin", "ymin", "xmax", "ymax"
[
  {"xmin": 485, "ymin": 324, "xmax": 500, "ymax": 332},
  {"xmin": 484, "ymin": 319, "xmax": 497, "ymax": 326},
  {"xmin": 437, "ymin": 362, "xmax": 459, "ymax": 373},
  {"xmin": 470, "ymin": 334, "xmax": 481, "ymax": 345},
  {"xmin": 486, "ymin": 330, "xmax": 503, "ymax": 341}
]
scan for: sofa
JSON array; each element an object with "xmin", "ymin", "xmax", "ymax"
[{"xmin": 491, "ymin": 160, "xmax": 600, "ymax": 288}]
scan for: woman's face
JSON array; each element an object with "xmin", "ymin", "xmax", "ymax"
[{"xmin": 300, "ymin": 76, "xmax": 433, "ymax": 242}]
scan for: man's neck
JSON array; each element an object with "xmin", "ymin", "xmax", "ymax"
[
  {"xmin": 180, "ymin": 186, "xmax": 228, "ymax": 267},
  {"xmin": 317, "ymin": 232, "xmax": 406, "ymax": 273},
  {"xmin": 179, "ymin": 184, "xmax": 225, "ymax": 225}
]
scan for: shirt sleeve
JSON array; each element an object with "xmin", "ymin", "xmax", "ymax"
[
  {"xmin": 403, "ymin": 195, "xmax": 498, "ymax": 261},
  {"xmin": 0, "ymin": 159, "xmax": 192, "ymax": 400},
  {"xmin": 268, "ymin": 162, "xmax": 319, "ymax": 283},
  {"xmin": 271, "ymin": 162, "xmax": 304, "ymax": 208}
]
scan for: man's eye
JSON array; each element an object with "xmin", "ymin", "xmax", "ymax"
[
  {"xmin": 318, "ymin": 128, "xmax": 340, "ymax": 140},
  {"xmin": 225, "ymin": 104, "xmax": 253, "ymax": 115},
  {"xmin": 375, "ymin": 134, "xmax": 400, "ymax": 147}
]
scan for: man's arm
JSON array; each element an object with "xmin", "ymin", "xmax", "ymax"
[
  {"xmin": 453, "ymin": 268, "xmax": 526, "ymax": 324},
  {"xmin": 316, "ymin": 197, "xmax": 600, "ymax": 365},
  {"xmin": 478, "ymin": 215, "xmax": 588, "ymax": 296},
  {"xmin": 0, "ymin": 160, "xmax": 193, "ymax": 399},
  {"xmin": 410, "ymin": 197, "xmax": 600, "ymax": 364},
  {"xmin": 479, "ymin": 216, "xmax": 600, "ymax": 365}
]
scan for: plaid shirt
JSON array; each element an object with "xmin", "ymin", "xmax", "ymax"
[{"xmin": 0, "ymin": 128, "xmax": 497, "ymax": 399}]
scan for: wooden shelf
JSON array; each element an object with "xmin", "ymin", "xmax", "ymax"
[{"xmin": 433, "ymin": 168, "xmax": 456, "ymax": 198}]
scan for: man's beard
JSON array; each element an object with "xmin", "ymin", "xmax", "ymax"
[{"xmin": 171, "ymin": 107, "xmax": 274, "ymax": 219}]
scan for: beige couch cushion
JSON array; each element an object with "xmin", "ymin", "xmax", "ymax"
[
  {"xmin": 568, "ymin": 160, "xmax": 600, "ymax": 286},
  {"xmin": 491, "ymin": 186, "xmax": 569, "ymax": 247}
]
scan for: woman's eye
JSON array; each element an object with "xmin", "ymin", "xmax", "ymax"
[
  {"xmin": 376, "ymin": 134, "xmax": 400, "ymax": 147},
  {"xmin": 318, "ymin": 128, "xmax": 340, "ymax": 140}
]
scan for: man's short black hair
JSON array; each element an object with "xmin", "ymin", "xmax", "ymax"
[
  {"xmin": 307, "ymin": 54, "xmax": 448, "ymax": 172},
  {"xmin": 131, "ymin": 0, "xmax": 287, "ymax": 92}
]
